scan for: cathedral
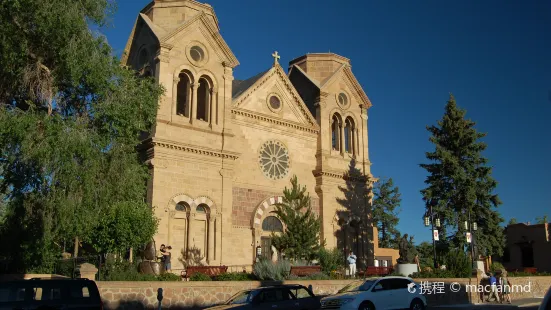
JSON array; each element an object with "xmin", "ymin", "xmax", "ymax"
[{"xmin": 123, "ymin": 0, "xmax": 377, "ymax": 271}]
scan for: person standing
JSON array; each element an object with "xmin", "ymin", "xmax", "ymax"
[
  {"xmin": 500, "ymin": 273, "xmax": 512, "ymax": 304},
  {"xmin": 161, "ymin": 246, "xmax": 172, "ymax": 272},
  {"xmin": 347, "ymin": 251, "xmax": 357, "ymax": 278}
]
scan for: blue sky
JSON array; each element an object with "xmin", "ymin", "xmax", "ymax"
[{"xmin": 101, "ymin": 0, "xmax": 551, "ymax": 244}]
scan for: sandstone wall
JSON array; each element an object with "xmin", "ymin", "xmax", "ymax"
[{"xmin": 97, "ymin": 277, "xmax": 551, "ymax": 309}]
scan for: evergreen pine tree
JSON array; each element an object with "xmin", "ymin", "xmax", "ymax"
[
  {"xmin": 372, "ymin": 178, "xmax": 402, "ymax": 248},
  {"xmin": 536, "ymin": 215, "xmax": 549, "ymax": 224},
  {"xmin": 271, "ymin": 175, "xmax": 324, "ymax": 262},
  {"xmin": 508, "ymin": 218, "xmax": 518, "ymax": 225},
  {"xmin": 420, "ymin": 94, "xmax": 505, "ymax": 257}
]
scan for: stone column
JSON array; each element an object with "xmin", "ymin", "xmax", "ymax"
[
  {"xmin": 207, "ymin": 216, "xmax": 215, "ymax": 263},
  {"xmin": 340, "ymin": 123, "xmax": 345, "ymax": 154},
  {"xmin": 186, "ymin": 212, "xmax": 194, "ymax": 257},
  {"xmin": 210, "ymin": 89, "xmax": 217, "ymax": 126},
  {"xmin": 190, "ymin": 83, "xmax": 199, "ymax": 123},
  {"xmin": 172, "ymin": 77, "xmax": 179, "ymax": 117},
  {"xmin": 167, "ymin": 211, "xmax": 175, "ymax": 246}
]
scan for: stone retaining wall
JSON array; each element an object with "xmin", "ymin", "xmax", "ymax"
[{"xmin": 95, "ymin": 276, "xmax": 551, "ymax": 309}]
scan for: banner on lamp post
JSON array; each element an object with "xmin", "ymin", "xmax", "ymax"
[
  {"xmin": 466, "ymin": 232, "xmax": 472, "ymax": 243},
  {"xmin": 433, "ymin": 230, "xmax": 439, "ymax": 241}
]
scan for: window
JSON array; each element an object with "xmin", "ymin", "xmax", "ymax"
[
  {"xmin": 258, "ymin": 140, "xmax": 290, "ymax": 180},
  {"xmin": 196, "ymin": 204, "xmax": 207, "ymax": 213},
  {"xmin": 176, "ymin": 202, "xmax": 189, "ymax": 212},
  {"xmin": 289, "ymin": 287, "xmax": 314, "ymax": 299},
  {"xmin": 176, "ymin": 71, "xmax": 191, "ymax": 117},
  {"xmin": 331, "ymin": 114, "xmax": 341, "ymax": 151},
  {"xmin": 262, "ymin": 216, "xmax": 283, "ymax": 232},
  {"xmin": 196, "ymin": 77, "xmax": 210, "ymax": 122},
  {"xmin": 344, "ymin": 117, "xmax": 355, "ymax": 154},
  {"xmin": 338, "ymin": 93, "xmax": 348, "ymax": 106},
  {"xmin": 138, "ymin": 48, "xmax": 149, "ymax": 69},
  {"xmin": 190, "ymin": 46, "xmax": 205, "ymax": 62},
  {"xmin": 268, "ymin": 95, "xmax": 281, "ymax": 111}
]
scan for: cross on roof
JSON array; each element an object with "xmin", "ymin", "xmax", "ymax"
[{"xmin": 272, "ymin": 51, "xmax": 280, "ymax": 65}]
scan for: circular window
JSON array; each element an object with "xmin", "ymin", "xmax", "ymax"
[
  {"xmin": 190, "ymin": 46, "xmax": 205, "ymax": 62},
  {"xmin": 269, "ymin": 95, "xmax": 281, "ymax": 110},
  {"xmin": 258, "ymin": 141, "xmax": 290, "ymax": 180},
  {"xmin": 338, "ymin": 93, "xmax": 348, "ymax": 106}
]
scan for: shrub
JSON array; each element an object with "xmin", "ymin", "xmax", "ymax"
[
  {"xmin": 215, "ymin": 272, "xmax": 257, "ymax": 281},
  {"xmin": 443, "ymin": 249, "xmax": 471, "ymax": 278},
  {"xmin": 318, "ymin": 248, "xmax": 345, "ymax": 275},
  {"xmin": 305, "ymin": 272, "xmax": 331, "ymax": 280},
  {"xmin": 253, "ymin": 259, "xmax": 290, "ymax": 281},
  {"xmin": 157, "ymin": 272, "xmax": 181, "ymax": 281},
  {"xmin": 190, "ymin": 272, "xmax": 212, "ymax": 281},
  {"xmin": 490, "ymin": 262, "xmax": 505, "ymax": 272},
  {"xmin": 411, "ymin": 269, "xmax": 457, "ymax": 278}
]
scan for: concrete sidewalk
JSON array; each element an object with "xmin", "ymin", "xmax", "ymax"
[{"xmin": 428, "ymin": 297, "xmax": 543, "ymax": 309}]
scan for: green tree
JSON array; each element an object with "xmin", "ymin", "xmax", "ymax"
[
  {"xmin": 0, "ymin": 0, "xmax": 162, "ymax": 272},
  {"xmin": 536, "ymin": 215, "xmax": 549, "ymax": 224},
  {"xmin": 416, "ymin": 241, "xmax": 434, "ymax": 268},
  {"xmin": 508, "ymin": 218, "xmax": 518, "ymax": 225},
  {"xmin": 372, "ymin": 178, "xmax": 402, "ymax": 248},
  {"xmin": 420, "ymin": 94, "xmax": 505, "ymax": 257},
  {"xmin": 271, "ymin": 175, "xmax": 324, "ymax": 262}
]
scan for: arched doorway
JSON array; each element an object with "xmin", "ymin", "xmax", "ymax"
[{"xmin": 260, "ymin": 216, "xmax": 283, "ymax": 260}]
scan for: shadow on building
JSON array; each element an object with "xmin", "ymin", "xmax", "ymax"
[
  {"xmin": 334, "ymin": 158, "xmax": 375, "ymax": 271},
  {"xmin": 501, "ymin": 222, "xmax": 551, "ymax": 273}
]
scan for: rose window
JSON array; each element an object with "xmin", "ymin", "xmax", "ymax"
[{"xmin": 258, "ymin": 141, "xmax": 290, "ymax": 180}]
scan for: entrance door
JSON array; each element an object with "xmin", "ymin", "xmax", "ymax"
[{"xmin": 261, "ymin": 237, "xmax": 271, "ymax": 260}]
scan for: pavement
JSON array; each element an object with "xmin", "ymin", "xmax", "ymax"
[{"xmin": 428, "ymin": 298, "xmax": 543, "ymax": 310}]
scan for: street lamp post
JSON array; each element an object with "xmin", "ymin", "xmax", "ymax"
[
  {"xmin": 424, "ymin": 204, "xmax": 440, "ymax": 269},
  {"xmin": 465, "ymin": 207, "xmax": 478, "ymax": 269}
]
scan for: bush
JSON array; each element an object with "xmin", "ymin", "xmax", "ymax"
[
  {"xmin": 157, "ymin": 272, "xmax": 181, "ymax": 281},
  {"xmin": 443, "ymin": 249, "xmax": 471, "ymax": 278},
  {"xmin": 318, "ymin": 248, "xmax": 345, "ymax": 275},
  {"xmin": 253, "ymin": 259, "xmax": 290, "ymax": 281},
  {"xmin": 490, "ymin": 262, "xmax": 505, "ymax": 272},
  {"xmin": 190, "ymin": 272, "xmax": 212, "ymax": 281},
  {"xmin": 411, "ymin": 269, "xmax": 457, "ymax": 278},
  {"xmin": 215, "ymin": 272, "xmax": 257, "ymax": 281}
]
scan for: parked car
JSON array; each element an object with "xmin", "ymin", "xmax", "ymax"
[
  {"xmin": 540, "ymin": 285, "xmax": 551, "ymax": 310},
  {"xmin": 320, "ymin": 276, "xmax": 427, "ymax": 310},
  {"xmin": 0, "ymin": 278, "xmax": 103, "ymax": 310},
  {"xmin": 205, "ymin": 284, "xmax": 320, "ymax": 309}
]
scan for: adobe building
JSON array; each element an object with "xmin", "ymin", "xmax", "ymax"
[
  {"xmin": 502, "ymin": 222, "xmax": 551, "ymax": 273},
  {"xmin": 123, "ymin": 0, "xmax": 377, "ymax": 271}
]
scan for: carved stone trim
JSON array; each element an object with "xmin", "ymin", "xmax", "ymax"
[
  {"xmin": 231, "ymin": 109, "xmax": 319, "ymax": 134},
  {"xmin": 146, "ymin": 138, "xmax": 239, "ymax": 160},
  {"xmin": 312, "ymin": 170, "xmax": 371, "ymax": 182}
]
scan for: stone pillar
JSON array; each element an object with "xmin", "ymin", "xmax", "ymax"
[
  {"xmin": 172, "ymin": 77, "xmax": 179, "ymax": 116},
  {"xmin": 190, "ymin": 83, "xmax": 199, "ymax": 123},
  {"xmin": 167, "ymin": 211, "xmax": 175, "ymax": 246},
  {"xmin": 207, "ymin": 216, "xmax": 215, "ymax": 263},
  {"xmin": 210, "ymin": 89, "xmax": 217, "ymax": 126},
  {"xmin": 78, "ymin": 263, "xmax": 98, "ymax": 281},
  {"xmin": 340, "ymin": 123, "xmax": 345, "ymax": 155},
  {"xmin": 186, "ymin": 212, "xmax": 194, "ymax": 257}
]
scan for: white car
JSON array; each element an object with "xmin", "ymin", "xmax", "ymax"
[
  {"xmin": 540, "ymin": 285, "xmax": 551, "ymax": 310},
  {"xmin": 320, "ymin": 276, "xmax": 427, "ymax": 310}
]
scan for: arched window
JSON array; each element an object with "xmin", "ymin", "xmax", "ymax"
[
  {"xmin": 262, "ymin": 216, "xmax": 283, "ymax": 232},
  {"xmin": 175, "ymin": 202, "xmax": 189, "ymax": 212},
  {"xmin": 196, "ymin": 204, "xmax": 208, "ymax": 214},
  {"xmin": 331, "ymin": 114, "xmax": 341, "ymax": 151},
  {"xmin": 138, "ymin": 48, "xmax": 149, "ymax": 69},
  {"xmin": 196, "ymin": 77, "xmax": 211, "ymax": 122},
  {"xmin": 177, "ymin": 71, "xmax": 191, "ymax": 117},
  {"xmin": 344, "ymin": 117, "xmax": 355, "ymax": 154}
]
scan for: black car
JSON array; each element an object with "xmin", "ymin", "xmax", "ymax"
[
  {"xmin": 0, "ymin": 278, "xmax": 102, "ymax": 310},
  {"xmin": 206, "ymin": 284, "xmax": 320, "ymax": 310}
]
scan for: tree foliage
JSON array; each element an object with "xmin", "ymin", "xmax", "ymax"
[
  {"xmin": 508, "ymin": 218, "xmax": 518, "ymax": 225},
  {"xmin": 372, "ymin": 178, "xmax": 402, "ymax": 248},
  {"xmin": 0, "ymin": 0, "xmax": 162, "ymax": 271},
  {"xmin": 536, "ymin": 215, "xmax": 549, "ymax": 224},
  {"xmin": 271, "ymin": 175, "xmax": 324, "ymax": 262},
  {"xmin": 420, "ymin": 94, "xmax": 504, "ymax": 257}
]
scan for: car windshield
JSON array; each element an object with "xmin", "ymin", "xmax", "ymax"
[
  {"xmin": 226, "ymin": 290, "xmax": 257, "ymax": 305},
  {"xmin": 338, "ymin": 280, "xmax": 376, "ymax": 293}
]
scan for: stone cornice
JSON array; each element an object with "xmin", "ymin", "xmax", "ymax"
[
  {"xmin": 231, "ymin": 108, "xmax": 319, "ymax": 135},
  {"xmin": 312, "ymin": 169, "xmax": 372, "ymax": 182},
  {"xmin": 141, "ymin": 138, "xmax": 240, "ymax": 160}
]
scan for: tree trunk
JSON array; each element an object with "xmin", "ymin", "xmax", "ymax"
[
  {"xmin": 73, "ymin": 237, "xmax": 79, "ymax": 258},
  {"xmin": 129, "ymin": 248, "xmax": 133, "ymax": 263}
]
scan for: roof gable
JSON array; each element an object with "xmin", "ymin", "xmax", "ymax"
[
  {"xmin": 232, "ymin": 64, "xmax": 319, "ymax": 129},
  {"xmin": 320, "ymin": 65, "xmax": 372, "ymax": 109},
  {"xmin": 160, "ymin": 12, "xmax": 239, "ymax": 68}
]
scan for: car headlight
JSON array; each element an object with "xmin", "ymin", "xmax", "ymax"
[{"xmin": 339, "ymin": 298, "xmax": 354, "ymax": 305}]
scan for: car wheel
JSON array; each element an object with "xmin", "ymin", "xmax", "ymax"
[
  {"xmin": 358, "ymin": 301, "xmax": 375, "ymax": 310},
  {"xmin": 410, "ymin": 298, "xmax": 425, "ymax": 310}
]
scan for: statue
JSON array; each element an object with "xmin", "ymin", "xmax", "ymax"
[
  {"xmin": 139, "ymin": 240, "xmax": 162, "ymax": 275},
  {"xmin": 397, "ymin": 234, "xmax": 410, "ymax": 264},
  {"xmin": 271, "ymin": 245, "xmax": 278, "ymax": 262}
]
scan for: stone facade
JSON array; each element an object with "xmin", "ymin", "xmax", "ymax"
[
  {"xmin": 123, "ymin": 0, "xmax": 375, "ymax": 270},
  {"xmin": 97, "ymin": 276, "xmax": 551, "ymax": 309},
  {"xmin": 503, "ymin": 222, "xmax": 551, "ymax": 272}
]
